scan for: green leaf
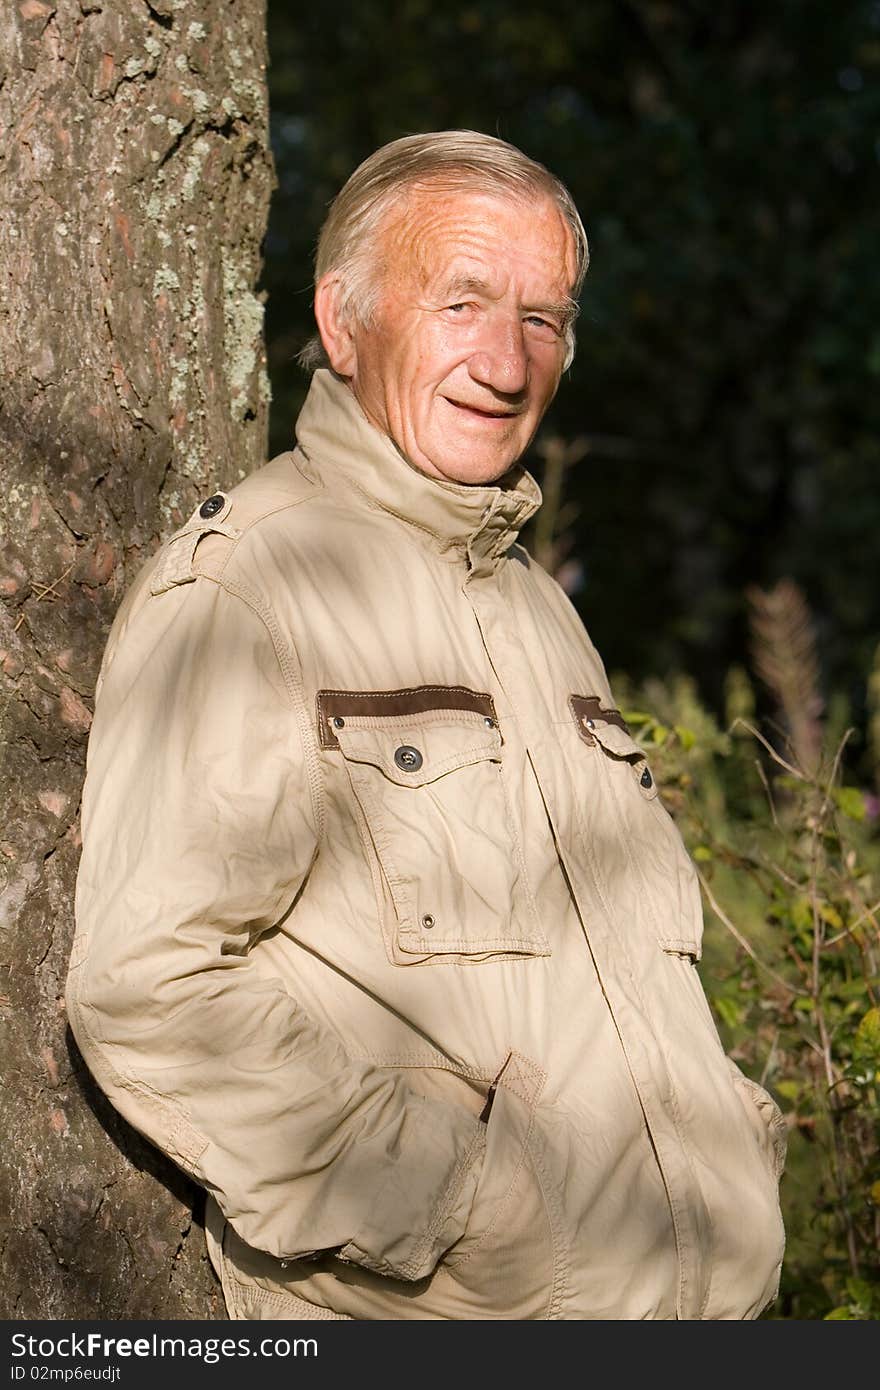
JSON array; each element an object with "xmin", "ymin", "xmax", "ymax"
[
  {"xmin": 832, "ymin": 786, "xmax": 866, "ymax": 821},
  {"xmin": 692, "ymin": 845, "xmax": 713, "ymax": 862},
  {"xmin": 790, "ymin": 896, "xmax": 814, "ymax": 932},
  {"xmin": 714, "ymin": 995, "xmax": 744, "ymax": 1029},
  {"xmin": 819, "ymin": 902, "xmax": 844, "ymax": 930},
  {"xmin": 674, "ymin": 723, "xmax": 696, "ymax": 750},
  {"xmin": 620, "ymin": 710, "xmax": 654, "ymax": 727},
  {"xmin": 824, "ymin": 1307, "xmax": 855, "ymax": 1320},
  {"xmin": 837, "ymin": 978, "xmax": 878, "ymax": 1000},
  {"xmin": 793, "ymin": 996, "xmax": 815, "ymax": 1012},
  {"xmin": 775, "ymin": 1079, "xmax": 801, "ymax": 1102},
  {"xmin": 853, "ymin": 1007, "xmax": 880, "ymax": 1065},
  {"xmin": 845, "ymin": 1277, "xmax": 875, "ymax": 1306},
  {"xmin": 776, "ymin": 775, "xmax": 804, "ymax": 794}
]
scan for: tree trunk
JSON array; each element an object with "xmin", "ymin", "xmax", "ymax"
[{"xmin": 0, "ymin": 0, "xmax": 273, "ymax": 1318}]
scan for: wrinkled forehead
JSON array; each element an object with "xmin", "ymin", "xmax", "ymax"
[{"xmin": 376, "ymin": 182, "xmax": 578, "ymax": 298}]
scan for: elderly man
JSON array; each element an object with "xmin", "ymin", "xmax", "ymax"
[{"xmin": 66, "ymin": 131, "xmax": 786, "ymax": 1321}]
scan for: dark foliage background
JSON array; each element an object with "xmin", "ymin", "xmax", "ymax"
[{"xmin": 262, "ymin": 0, "xmax": 880, "ymax": 772}]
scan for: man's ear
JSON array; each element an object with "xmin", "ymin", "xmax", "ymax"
[{"xmin": 314, "ymin": 274, "xmax": 358, "ymax": 377}]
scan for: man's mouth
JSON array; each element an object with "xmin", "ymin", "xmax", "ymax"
[{"xmin": 443, "ymin": 398, "xmax": 520, "ymax": 420}]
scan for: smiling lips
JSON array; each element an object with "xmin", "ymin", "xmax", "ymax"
[{"xmin": 443, "ymin": 397, "xmax": 521, "ymax": 420}]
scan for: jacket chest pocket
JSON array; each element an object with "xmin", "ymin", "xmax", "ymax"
[
  {"xmin": 320, "ymin": 694, "xmax": 548, "ymax": 966},
  {"xmin": 570, "ymin": 697, "xmax": 704, "ymax": 959}
]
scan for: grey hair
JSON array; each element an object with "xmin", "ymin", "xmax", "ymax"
[{"xmin": 298, "ymin": 129, "xmax": 588, "ymax": 373}]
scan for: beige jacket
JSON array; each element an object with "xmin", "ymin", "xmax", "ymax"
[{"xmin": 67, "ymin": 369, "xmax": 786, "ymax": 1321}]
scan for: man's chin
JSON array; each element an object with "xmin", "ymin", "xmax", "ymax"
[
  {"xmin": 418, "ymin": 439, "xmax": 525, "ymax": 487},
  {"xmin": 432, "ymin": 457, "xmax": 521, "ymax": 487}
]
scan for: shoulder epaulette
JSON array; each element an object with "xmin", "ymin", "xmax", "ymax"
[{"xmin": 149, "ymin": 450, "xmax": 317, "ymax": 596}]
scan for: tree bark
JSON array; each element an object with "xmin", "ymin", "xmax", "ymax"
[{"xmin": 0, "ymin": 0, "xmax": 273, "ymax": 1318}]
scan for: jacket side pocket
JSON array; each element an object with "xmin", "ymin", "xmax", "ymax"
[{"xmin": 436, "ymin": 1050, "xmax": 559, "ymax": 1318}]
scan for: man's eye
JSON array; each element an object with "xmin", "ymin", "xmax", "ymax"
[
  {"xmin": 446, "ymin": 302, "xmax": 470, "ymax": 313},
  {"xmin": 524, "ymin": 315, "xmax": 560, "ymax": 334}
]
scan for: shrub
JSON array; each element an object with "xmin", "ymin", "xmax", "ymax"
[{"xmin": 614, "ymin": 613, "xmax": 880, "ymax": 1319}]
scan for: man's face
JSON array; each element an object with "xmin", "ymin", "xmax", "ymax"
[{"xmin": 321, "ymin": 187, "xmax": 578, "ymax": 486}]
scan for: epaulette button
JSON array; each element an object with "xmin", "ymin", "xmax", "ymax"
[{"xmin": 199, "ymin": 493, "xmax": 225, "ymax": 519}]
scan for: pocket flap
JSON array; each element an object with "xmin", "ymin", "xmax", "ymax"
[
  {"xmin": 333, "ymin": 713, "xmax": 501, "ymax": 787},
  {"xmin": 659, "ymin": 935, "xmax": 703, "ymax": 962},
  {"xmin": 586, "ymin": 722, "xmax": 647, "ymax": 762}
]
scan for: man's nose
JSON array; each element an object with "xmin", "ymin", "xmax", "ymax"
[{"xmin": 467, "ymin": 315, "xmax": 528, "ymax": 394}]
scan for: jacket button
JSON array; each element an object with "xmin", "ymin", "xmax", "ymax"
[
  {"xmin": 484, "ymin": 716, "xmax": 496, "ymax": 728},
  {"xmin": 421, "ymin": 914, "xmax": 435, "ymax": 929},
  {"xmin": 332, "ymin": 716, "xmax": 345, "ymax": 729},
  {"xmin": 394, "ymin": 745, "xmax": 423, "ymax": 772},
  {"xmin": 640, "ymin": 767, "xmax": 654, "ymax": 789},
  {"xmin": 199, "ymin": 493, "xmax": 225, "ymax": 519}
]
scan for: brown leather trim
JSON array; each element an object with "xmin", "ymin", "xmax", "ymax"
[
  {"xmin": 569, "ymin": 695, "xmax": 631, "ymax": 745},
  {"xmin": 317, "ymin": 685, "xmax": 498, "ymax": 749}
]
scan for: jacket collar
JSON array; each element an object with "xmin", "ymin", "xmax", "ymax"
[{"xmin": 294, "ymin": 369, "xmax": 542, "ymax": 574}]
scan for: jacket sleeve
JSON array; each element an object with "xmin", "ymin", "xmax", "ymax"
[{"xmin": 66, "ymin": 574, "xmax": 485, "ymax": 1280}]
